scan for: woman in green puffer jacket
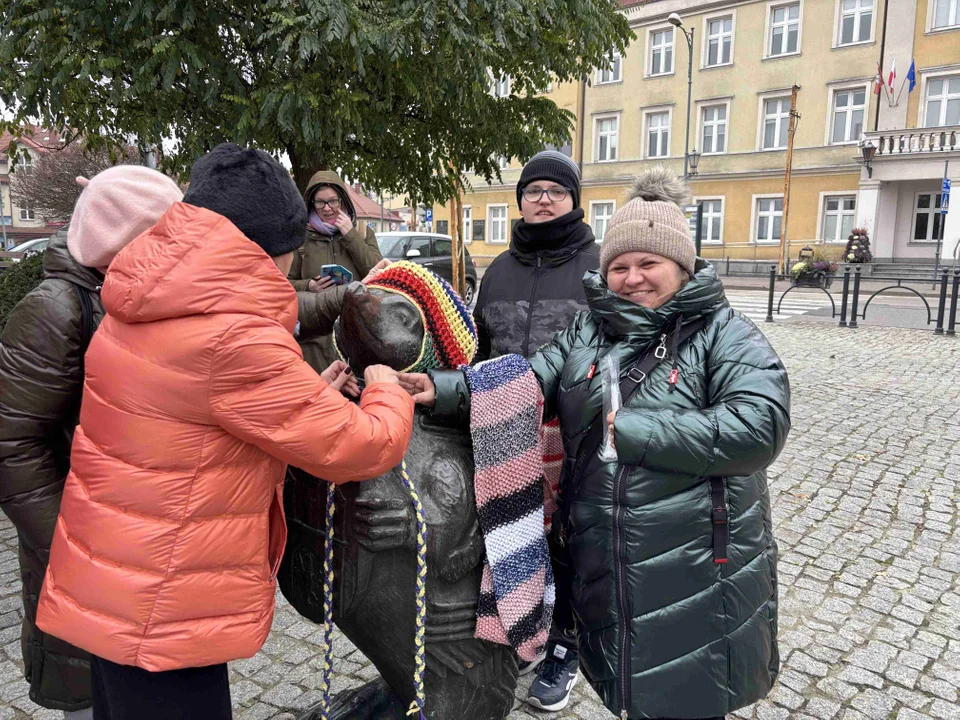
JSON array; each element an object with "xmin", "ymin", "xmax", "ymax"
[{"xmin": 401, "ymin": 167, "xmax": 790, "ymax": 720}]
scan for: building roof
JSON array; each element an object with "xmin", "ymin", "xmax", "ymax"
[
  {"xmin": 346, "ymin": 185, "xmax": 403, "ymax": 223},
  {"xmin": 0, "ymin": 125, "xmax": 65, "ymax": 155}
]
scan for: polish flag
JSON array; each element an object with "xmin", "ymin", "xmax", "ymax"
[
  {"xmin": 887, "ymin": 58, "xmax": 897, "ymax": 94},
  {"xmin": 874, "ymin": 61, "xmax": 884, "ymax": 95}
]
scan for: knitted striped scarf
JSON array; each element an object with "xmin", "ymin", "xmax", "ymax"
[{"xmin": 465, "ymin": 354, "xmax": 555, "ymax": 662}]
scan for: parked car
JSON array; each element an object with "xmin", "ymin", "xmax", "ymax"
[
  {"xmin": 377, "ymin": 232, "xmax": 478, "ymax": 305},
  {"xmin": 8, "ymin": 237, "xmax": 51, "ymax": 260}
]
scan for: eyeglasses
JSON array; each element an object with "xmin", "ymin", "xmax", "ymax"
[
  {"xmin": 522, "ymin": 186, "xmax": 569, "ymax": 203},
  {"xmin": 314, "ymin": 197, "xmax": 341, "ymax": 210}
]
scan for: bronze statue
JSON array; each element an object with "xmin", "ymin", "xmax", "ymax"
[{"xmin": 279, "ymin": 281, "xmax": 519, "ymax": 720}]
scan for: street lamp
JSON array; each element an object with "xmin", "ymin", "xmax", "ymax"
[
  {"xmin": 688, "ymin": 148, "xmax": 701, "ymax": 177},
  {"xmin": 858, "ymin": 139, "xmax": 876, "ymax": 179},
  {"xmin": 669, "ymin": 13, "xmax": 696, "ymax": 179}
]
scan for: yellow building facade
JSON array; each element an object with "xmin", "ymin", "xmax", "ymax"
[{"xmin": 434, "ymin": 0, "xmax": 960, "ymax": 269}]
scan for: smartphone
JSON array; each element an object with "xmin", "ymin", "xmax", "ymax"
[{"xmin": 320, "ymin": 264, "xmax": 353, "ymax": 286}]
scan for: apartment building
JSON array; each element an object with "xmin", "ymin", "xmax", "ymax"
[
  {"xmin": 0, "ymin": 129, "xmax": 58, "ymax": 249},
  {"xmin": 432, "ymin": 0, "xmax": 960, "ymax": 267}
]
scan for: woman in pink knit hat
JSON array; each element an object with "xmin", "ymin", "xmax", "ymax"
[{"xmin": 0, "ymin": 165, "xmax": 183, "ymax": 720}]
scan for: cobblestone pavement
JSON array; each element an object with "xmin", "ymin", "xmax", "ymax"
[{"xmin": 1, "ymin": 321, "xmax": 958, "ymax": 719}]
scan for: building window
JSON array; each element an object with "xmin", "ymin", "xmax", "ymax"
[
  {"xmin": 756, "ymin": 197, "xmax": 783, "ymax": 243},
  {"xmin": 462, "ymin": 206, "xmax": 472, "ymax": 244},
  {"xmin": 595, "ymin": 115, "xmax": 619, "ymax": 162},
  {"xmin": 822, "ymin": 195, "xmax": 856, "ymax": 242},
  {"xmin": 649, "ymin": 28, "xmax": 674, "ymax": 76},
  {"xmin": 494, "ymin": 155, "xmax": 510, "ymax": 170},
  {"xmin": 491, "ymin": 74, "xmax": 510, "ymax": 98},
  {"xmin": 705, "ymin": 16, "xmax": 733, "ymax": 66},
  {"xmin": 924, "ymin": 75, "xmax": 960, "ymax": 127},
  {"xmin": 488, "ymin": 205, "xmax": 508, "ymax": 243},
  {"xmin": 762, "ymin": 96, "xmax": 791, "ymax": 149},
  {"xmin": 17, "ymin": 155, "xmax": 33, "ymax": 175},
  {"xmin": 831, "ymin": 88, "xmax": 866, "ymax": 143},
  {"xmin": 913, "ymin": 193, "xmax": 944, "ymax": 242},
  {"xmin": 19, "ymin": 202, "xmax": 36, "ymax": 221},
  {"xmin": 932, "ymin": 0, "xmax": 960, "ymax": 29},
  {"xmin": 590, "ymin": 202, "xmax": 616, "ymax": 242},
  {"xmin": 701, "ymin": 104, "xmax": 727, "ymax": 154},
  {"xmin": 597, "ymin": 51, "xmax": 622, "ymax": 84},
  {"xmin": 646, "ymin": 111, "xmax": 670, "ymax": 158},
  {"xmin": 698, "ymin": 199, "xmax": 724, "ymax": 244},
  {"xmin": 768, "ymin": 2, "xmax": 801, "ymax": 57},
  {"xmin": 839, "ymin": 0, "xmax": 873, "ymax": 45}
]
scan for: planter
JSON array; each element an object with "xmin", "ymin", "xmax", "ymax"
[{"xmin": 794, "ymin": 271, "xmax": 834, "ymax": 289}]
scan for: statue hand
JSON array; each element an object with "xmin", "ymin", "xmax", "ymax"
[{"xmin": 354, "ymin": 497, "xmax": 414, "ymax": 552}]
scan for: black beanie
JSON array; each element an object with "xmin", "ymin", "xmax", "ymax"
[
  {"xmin": 517, "ymin": 150, "xmax": 582, "ymax": 208},
  {"xmin": 183, "ymin": 143, "xmax": 306, "ymax": 257}
]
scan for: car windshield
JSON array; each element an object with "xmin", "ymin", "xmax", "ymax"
[
  {"xmin": 11, "ymin": 239, "xmax": 43, "ymax": 253},
  {"xmin": 377, "ymin": 235, "xmax": 408, "ymax": 258}
]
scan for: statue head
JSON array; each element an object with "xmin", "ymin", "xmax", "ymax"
[{"xmin": 335, "ymin": 261, "xmax": 477, "ymax": 375}]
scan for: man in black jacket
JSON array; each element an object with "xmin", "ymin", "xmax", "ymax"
[{"xmin": 472, "ymin": 150, "xmax": 598, "ymax": 712}]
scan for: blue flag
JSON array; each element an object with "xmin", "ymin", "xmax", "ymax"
[{"xmin": 907, "ymin": 60, "xmax": 917, "ymax": 93}]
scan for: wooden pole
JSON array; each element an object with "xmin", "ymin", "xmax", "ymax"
[{"xmin": 778, "ymin": 84, "xmax": 801, "ymax": 276}]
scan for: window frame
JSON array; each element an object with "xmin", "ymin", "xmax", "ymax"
[
  {"xmin": 928, "ymin": 0, "xmax": 960, "ymax": 32},
  {"xmin": 911, "ymin": 191, "xmax": 944, "ymax": 243},
  {"xmin": 751, "ymin": 194, "xmax": 785, "ymax": 245},
  {"xmin": 764, "ymin": 0, "xmax": 804, "ymax": 59},
  {"xmin": 826, "ymin": 83, "xmax": 870, "ymax": 145},
  {"xmin": 757, "ymin": 92, "xmax": 793, "ymax": 151},
  {"xmin": 817, "ymin": 192, "xmax": 858, "ymax": 243},
  {"xmin": 18, "ymin": 202, "xmax": 36, "ymax": 221},
  {"xmin": 490, "ymin": 73, "xmax": 511, "ymax": 98},
  {"xmin": 701, "ymin": 11, "xmax": 736, "ymax": 69},
  {"xmin": 643, "ymin": 107, "xmax": 673, "ymax": 159},
  {"xmin": 698, "ymin": 100, "xmax": 731, "ymax": 155},
  {"xmin": 920, "ymin": 71, "xmax": 960, "ymax": 127},
  {"xmin": 646, "ymin": 25, "xmax": 676, "ymax": 78},
  {"xmin": 596, "ymin": 51, "xmax": 623, "ymax": 85},
  {"xmin": 462, "ymin": 205, "xmax": 472, "ymax": 245},
  {"xmin": 834, "ymin": 0, "xmax": 876, "ymax": 47},
  {"xmin": 589, "ymin": 200, "xmax": 617, "ymax": 243},
  {"xmin": 593, "ymin": 112, "xmax": 621, "ymax": 163},
  {"xmin": 694, "ymin": 197, "xmax": 725, "ymax": 245},
  {"xmin": 487, "ymin": 203, "xmax": 510, "ymax": 245}
]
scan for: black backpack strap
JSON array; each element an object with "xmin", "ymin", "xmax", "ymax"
[
  {"xmin": 710, "ymin": 477, "xmax": 728, "ymax": 564},
  {"xmin": 71, "ymin": 283, "xmax": 95, "ymax": 373}
]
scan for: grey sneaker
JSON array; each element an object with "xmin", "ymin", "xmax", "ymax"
[{"xmin": 526, "ymin": 642, "xmax": 579, "ymax": 712}]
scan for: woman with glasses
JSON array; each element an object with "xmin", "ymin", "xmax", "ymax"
[
  {"xmin": 470, "ymin": 150, "xmax": 599, "ymax": 713},
  {"xmin": 288, "ymin": 171, "xmax": 387, "ymax": 372}
]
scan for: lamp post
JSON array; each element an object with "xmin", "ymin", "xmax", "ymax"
[
  {"xmin": 858, "ymin": 139, "xmax": 876, "ymax": 179},
  {"xmin": 669, "ymin": 13, "xmax": 695, "ymax": 179}
]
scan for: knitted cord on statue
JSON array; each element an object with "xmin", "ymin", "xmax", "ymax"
[{"xmin": 465, "ymin": 355, "xmax": 555, "ymax": 662}]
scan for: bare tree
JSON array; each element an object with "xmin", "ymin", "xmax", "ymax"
[{"xmin": 10, "ymin": 144, "xmax": 141, "ymax": 224}]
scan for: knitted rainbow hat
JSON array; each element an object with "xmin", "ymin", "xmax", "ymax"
[{"xmin": 364, "ymin": 261, "xmax": 477, "ymax": 372}]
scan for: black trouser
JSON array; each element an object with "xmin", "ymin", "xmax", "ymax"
[
  {"xmin": 90, "ymin": 655, "xmax": 232, "ymax": 720},
  {"xmin": 546, "ymin": 527, "xmax": 577, "ymax": 654}
]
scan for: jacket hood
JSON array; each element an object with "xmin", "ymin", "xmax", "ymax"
[
  {"xmin": 585, "ymin": 259, "xmax": 727, "ymax": 343},
  {"xmin": 101, "ymin": 202, "xmax": 297, "ymax": 332},
  {"xmin": 304, "ymin": 170, "xmax": 357, "ymax": 221},
  {"xmin": 43, "ymin": 229, "xmax": 104, "ymax": 292}
]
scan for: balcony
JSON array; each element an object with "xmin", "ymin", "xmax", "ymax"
[{"xmin": 865, "ymin": 126, "xmax": 959, "ymax": 156}]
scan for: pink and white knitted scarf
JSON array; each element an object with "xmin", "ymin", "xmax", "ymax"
[{"xmin": 465, "ymin": 355, "xmax": 555, "ymax": 662}]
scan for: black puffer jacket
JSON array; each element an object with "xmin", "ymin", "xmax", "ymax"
[
  {"xmin": 431, "ymin": 263, "xmax": 789, "ymax": 719},
  {"xmin": 0, "ymin": 235, "xmax": 101, "ymax": 711},
  {"xmin": 473, "ymin": 209, "xmax": 598, "ymax": 360}
]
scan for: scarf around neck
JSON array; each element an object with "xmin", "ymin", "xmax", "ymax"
[
  {"xmin": 309, "ymin": 210, "xmax": 339, "ymax": 236},
  {"xmin": 510, "ymin": 209, "xmax": 596, "ymax": 263}
]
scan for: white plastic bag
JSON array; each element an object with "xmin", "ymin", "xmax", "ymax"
[{"xmin": 599, "ymin": 355, "xmax": 620, "ymax": 462}]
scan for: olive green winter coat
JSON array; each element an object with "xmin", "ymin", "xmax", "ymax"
[
  {"xmin": 0, "ymin": 236, "xmax": 101, "ymax": 711},
  {"xmin": 289, "ymin": 171, "xmax": 383, "ymax": 372},
  {"xmin": 431, "ymin": 262, "xmax": 790, "ymax": 719}
]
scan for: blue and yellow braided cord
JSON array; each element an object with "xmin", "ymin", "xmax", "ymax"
[{"xmin": 315, "ymin": 459, "xmax": 428, "ymax": 720}]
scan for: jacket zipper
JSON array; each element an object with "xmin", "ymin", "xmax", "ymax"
[
  {"xmin": 613, "ymin": 464, "xmax": 631, "ymax": 719},
  {"xmin": 521, "ymin": 255, "xmax": 543, "ymax": 356}
]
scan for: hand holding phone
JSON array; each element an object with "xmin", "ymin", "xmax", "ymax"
[{"xmin": 320, "ymin": 264, "xmax": 353, "ymax": 287}]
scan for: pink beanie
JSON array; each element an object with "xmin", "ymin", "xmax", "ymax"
[{"xmin": 67, "ymin": 165, "xmax": 183, "ymax": 269}]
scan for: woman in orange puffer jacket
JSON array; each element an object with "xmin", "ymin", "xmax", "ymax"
[{"xmin": 36, "ymin": 144, "xmax": 414, "ymax": 719}]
